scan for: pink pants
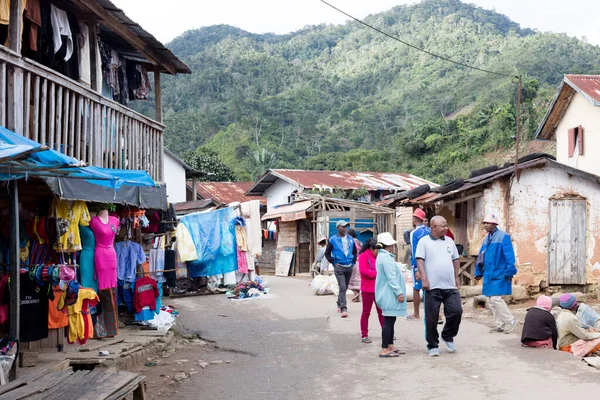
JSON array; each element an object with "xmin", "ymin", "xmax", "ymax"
[{"xmin": 361, "ymin": 292, "xmax": 384, "ymax": 338}]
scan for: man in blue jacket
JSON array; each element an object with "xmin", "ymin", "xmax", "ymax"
[
  {"xmin": 326, "ymin": 220, "xmax": 358, "ymax": 318},
  {"xmin": 475, "ymin": 213, "xmax": 518, "ymax": 333},
  {"xmin": 408, "ymin": 208, "xmax": 430, "ymax": 320}
]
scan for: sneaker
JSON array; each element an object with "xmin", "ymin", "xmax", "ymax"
[
  {"xmin": 489, "ymin": 327, "xmax": 504, "ymax": 333},
  {"xmin": 443, "ymin": 340, "xmax": 457, "ymax": 353},
  {"xmin": 503, "ymin": 319, "xmax": 518, "ymax": 334},
  {"xmin": 428, "ymin": 348, "xmax": 440, "ymax": 357},
  {"xmin": 341, "ymin": 311, "xmax": 348, "ymax": 318}
]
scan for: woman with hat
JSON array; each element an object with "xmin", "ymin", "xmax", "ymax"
[
  {"xmin": 557, "ymin": 293, "xmax": 600, "ymax": 357},
  {"xmin": 521, "ymin": 295, "xmax": 557, "ymax": 349},
  {"xmin": 375, "ymin": 232, "xmax": 407, "ymax": 357}
]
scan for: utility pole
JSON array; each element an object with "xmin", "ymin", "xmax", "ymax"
[{"xmin": 514, "ymin": 74, "xmax": 522, "ymax": 180}]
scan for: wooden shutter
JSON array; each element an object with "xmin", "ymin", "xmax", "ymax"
[
  {"xmin": 577, "ymin": 125, "xmax": 584, "ymax": 155},
  {"xmin": 568, "ymin": 128, "xmax": 575, "ymax": 158}
]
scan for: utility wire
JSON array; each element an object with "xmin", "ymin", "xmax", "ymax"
[{"xmin": 320, "ymin": 0, "xmax": 517, "ymax": 79}]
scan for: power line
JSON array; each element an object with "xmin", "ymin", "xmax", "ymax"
[{"xmin": 320, "ymin": 0, "xmax": 517, "ymax": 79}]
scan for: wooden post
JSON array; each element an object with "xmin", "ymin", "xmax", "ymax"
[
  {"xmin": 8, "ymin": 180, "xmax": 20, "ymax": 381},
  {"xmin": 89, "ymin": 24, "xmax": 98, "ymax": 92},
  {"xmin": 154, "ymin": 66, "xmax": 162, "ymax": 123},
  {"xmin": 192, "ymin": 177, "xmax": 197, "ymax": 199},
  {"xmin": 8, "ymin": 0, "xmax": 22, "ymax": 54}
]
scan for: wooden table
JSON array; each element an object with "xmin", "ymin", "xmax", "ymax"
[
  {"xmin": 458, "ymin": 255, "xmax": 477, "ymax": 286},
  {"xmin": 0, "ymin": 368, "xmax": 146, "ymax": 399}
]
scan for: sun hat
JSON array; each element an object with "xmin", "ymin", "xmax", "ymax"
[
  {"xmin": 377, "ymin": 232, "xmax": 397, "ymax": 246},
  {"xmin": 336, "ymin": 220, "xmax": 349, "ymax": 228},
  {"xmin": 483, "ymin": 213, "xmax": 499, "ymax": 225},
  {"xmin": 559, "ymin": 293, "xmax": 577, "ymax": 310},
  {"xmin": 413, "ymin": 208, "xmax": 426, "ymax": 221},
  {"xmin": 536, "ymin": 295, "xmax": 552, "ymax": 312}
]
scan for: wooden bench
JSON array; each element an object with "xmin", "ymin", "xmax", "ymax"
[{"xmin": 0, "ymin": 368, "xmax": 146, "ymax": 399}]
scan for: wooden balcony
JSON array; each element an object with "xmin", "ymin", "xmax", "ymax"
[{"xmin": 0, "ymin": 46, "xmax": 164, "ymax": 181}]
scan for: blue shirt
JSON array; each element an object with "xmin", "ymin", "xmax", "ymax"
[
  {"xmin": 410, "ymin": 224, "xmax": 430, "ymax": 270},
  {"xmin": 115, "ymin": 241, "xmax": 146, "ymax": 282}
]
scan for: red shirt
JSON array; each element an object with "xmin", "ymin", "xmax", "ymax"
[
  {"xmin": 446, "ymin": 229, "xmax": 455, "ymax": 240},
  {"xmin": 134, "ymin": 277, "xmax": 159, "ymax": 313}
]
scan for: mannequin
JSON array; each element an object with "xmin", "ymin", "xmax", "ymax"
[{"xmin": 79, "ymin": 211, "xmax": 98, "ymax": 292}]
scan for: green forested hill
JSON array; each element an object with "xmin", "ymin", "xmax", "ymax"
[{"xmin": 138, "ymin": 0, "xmax": 600, "ymax": 182}]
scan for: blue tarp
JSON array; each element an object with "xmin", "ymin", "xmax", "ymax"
[{"xmin": 182, "ymin": 207, "xmax": 238, "ymax": 277}]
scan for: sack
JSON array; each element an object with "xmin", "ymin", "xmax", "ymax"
[
  {"xmin": 577, "ymin": 303, "xmax": 600, "ymax": 330},
  {"xmin": 310, "ymin": 275, "xmax": 339, "ymax": 296}
]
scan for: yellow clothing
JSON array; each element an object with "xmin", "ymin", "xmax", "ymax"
[
  {"xmin": 176, "ymin": 223, "xmax": 197, "ymax": 262},
  {"xmin": 235, "ymin": 225, "xmax": 249, "ymax": 252},
  {"xmin": 58, "ymin": 288, "xmax": 98, "ymax": 345},
  {"xmin": 54, "ymin": 199, "xmax": 91, "ymax": 252},
  {"xmin": 0, "ymin": 0, "xmax": 27, "ymax": 46}
]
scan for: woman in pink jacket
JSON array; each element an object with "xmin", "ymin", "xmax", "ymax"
[{"xmin": 359, "ymin": 238, "xmax": 384, "ymax": 343}]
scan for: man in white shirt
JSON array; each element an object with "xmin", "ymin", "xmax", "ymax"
[{"xmin": 416, "ymin": 216, "xmax": 463, "ymax": 357}]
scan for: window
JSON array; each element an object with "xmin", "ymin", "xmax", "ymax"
[{"xmin": 568, "ymin": 125, "xmax": 584, "ymax": 158}]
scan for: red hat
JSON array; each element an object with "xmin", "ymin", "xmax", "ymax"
[{"xmin": 413, "ymin": 208, "xmax": 426, "ymax": 221}]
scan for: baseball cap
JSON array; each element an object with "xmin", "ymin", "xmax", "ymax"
[{"xmin": 336, "ymin": 220, "xmax": 349, "ymax": 228}]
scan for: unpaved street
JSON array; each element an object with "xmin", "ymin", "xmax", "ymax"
[{"xmin": 137, "ymin": 277, "xmax": 600, "ymax": 399}]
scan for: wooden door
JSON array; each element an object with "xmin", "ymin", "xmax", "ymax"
[{"xmin": 548, "ymin": 199, "xmax": 587, "ymax": 285}]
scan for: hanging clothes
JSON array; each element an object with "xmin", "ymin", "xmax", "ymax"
[
  {"xmin": 164, "ymin": 249, "xmax": 177, "ymax": 287},
  {"xmin": 24, "ymin": 0, "xmax": 40, "ymax": 52},
  {"xmin": 134, "ymin": 276, "xmax": 159, "ymax": 313},
  {"xmin": 48, "ymin": 285, "xmax": 68, "ymax": 329},
  {"xmin": 115, "ymin": 241, "xmax": 145, "ymax": 283},
  {"xmin": 78, "ymin": 21, "xmax": 91, "ymax": 86},
  {"xmin": 240, "ymin": 200, "xmax": 262, "ymax": 256},
  {"xmin": 19, "ymin": 276, "xmax": 49, "ymax": 342},
  {"xmin": 54, "ymin": 199, "xmax": 90, "ymax": 252},
  {"xmin": 135, "ymin": 282, "xmax": 161, "ymax": 321},
  {"xmin": 78, "ymin": 224, "xmax": 98, "ymax": 292},
  {"xmin": 175, "ymin": 223, "xmax": 196, "ymax": 262},
  {"xmin": 93, "ymin": 288, "xmax": 118, "ymax": 338},
  {"xmin": 58, "ymin": 287, "xmax": 98, "ymax": 345},
  {"xmin": 89, "ymin": 216, "xmax": 119, "ymax": 290},
  {"xmin": 149, "ymin": 249, "xmax": 165, "ymax": 284},
  {"xmin": 0, "ymin": 0, "xmax": 26, "ymax": 46},
  {"xmin": 50, "ymin": 4, "xmax": 72, "ymax": 61}
]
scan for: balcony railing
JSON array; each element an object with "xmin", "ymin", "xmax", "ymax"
[{"xmin": 0, "ymin": 46, "xmax": 164, "ymax": 181}]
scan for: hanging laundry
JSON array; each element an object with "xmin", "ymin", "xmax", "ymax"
[
  {"xmin": 50, "ymin": 4, "xmax": 73, "ymax": 61},
  {"xmin": 235, "ymin": 217, "xmax": 249, "ymax": 252},
  {"xmin": 175, "ymin": 223, "xmax": 197, "ymax": 262},
  {"xmin": 58, "ymin": 287, "xmax": 98, "ymax": 345},
  {"xmin": 20, "ymin": 277, "xmax": 49, "ymax": 342},
  {"xmin": 48, "ymin": 285, "xmax": 68, "ymax": 329},
  {"xmin": 115, "ymin": 241, "xmax": 145, "ymax": 283},
  {"xmin": 241, "ymin": 200, "xmax": 262, "ymax": 256},
  {"xmin": 93, "ymin": 288, "xmax": 118, "ymax": 338},
  {"xmin": 78, "ymin": 21, "xmax": 91, "ymax": 85},
  {"xmin": 135, "ymin": 282, "xmax": 162, "ymax": 321},
  {"xmin": 54, "ymin": 199, "xmax": 90, "ymax": 252},
  {"xmin": 149, "ymin": 249, "xmax": 165, "ymax": 284},
  {"xmin": 134, "ymin": 276, "xmax": 159, "ymax": 313},
  {"xmin": 24, "ymin": 0, "xmax": 41, "ymax": 52}
]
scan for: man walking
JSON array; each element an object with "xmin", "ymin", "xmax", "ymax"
[
  {"xmin": 408, "ymin": 208, "xmax": 429, "ymax": 320},
  {"xmin": 475, "ymin": 213, "xmax": 518, "ymax": 333},
  {"xmin": 416, "ymin": 216, "xmax": 462, "ymax": 357},
  {"xmin": 326, "ymin": 220, "xmax": 357, "ymax": 318}
]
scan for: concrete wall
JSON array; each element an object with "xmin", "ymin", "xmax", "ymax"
[
  {"xmin": 462, "ymin": 166, "xmax": 600, "ymax": 289},
  {"xmin": 555, "ymin": 92, "xmax": 600, "ymax": 176},
  {"xmin": 264, "ymin": 179, "xmax": 299, "ymax": 211},
  {"xmin": 163, "ymin": 152, "xmax": 187, "ymax": 203}
]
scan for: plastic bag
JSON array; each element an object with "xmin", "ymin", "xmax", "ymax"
[
  {"xmin": 147, "ymin": 310, "xmax": 176, "ymax": 332},
  {"xmin": 0, "ymin": 355, "xmax": 15, "ymax": 385},
  {"xmin": 311, "ymin": 275, "xmax": 339, "ymax": 296},
  {"xmin": 577, "ymin": 303, "xmax": 600, "ymax": 330}
]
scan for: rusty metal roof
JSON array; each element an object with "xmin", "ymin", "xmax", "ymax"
[
  {"xmin": 174, "ymin": 199, "xmax": 217, "ymax": 215},
  {"xmin": 192, "ymin": 182, "xmax": 266, "ymax": 205},
  {"xmin": 247, "ymin": 169, "xmax": 436, "ymax": 196},
  {"xmin": 536, "ymin": 75, "xmax": 600, "ymax": 139}
]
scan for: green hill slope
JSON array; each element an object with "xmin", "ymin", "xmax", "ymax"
[{"xmin": 146, "ymin": 0, "xmax": 600, "ymax": 182}]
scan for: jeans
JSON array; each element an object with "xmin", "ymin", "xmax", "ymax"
[
  {"xmin": 334, "ymin": 264, "xmax": 353, "ymax": 312},
  {"xmin": 488, "ymin": 296, "xmax": 515, "ymax": 328},
  {"xmin": 382, "ymin": 316, "xmax": 396, "ymax": 348},
  {"xmin": 424, "ymin": 288, "xmax": 463, "ymax": 349},
  {"xmin": 361, "ymin": 292, "xmax": 384, "ymax": 338}
]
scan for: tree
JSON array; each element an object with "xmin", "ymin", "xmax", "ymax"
[
  {"xmin": 184, "ymin": 147, "xmax": 235, "ymax": 182},
  {"xmin": 251, "ymin": 148, "xmax": 277, "ymax": 179}
]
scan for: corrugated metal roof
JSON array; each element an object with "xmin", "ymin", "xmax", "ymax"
[
  {"xmin": 565, "ymin": 75, "xmax": 600, "ymax": 104},
  {"xmin": 247, "ymin": 169, "xmax": 436, "ymax": 196},
  {"xmin": 194, "ymin": 182, "xmax": 266, "ymax": 205},
  {"xmin": 174, "ymin": 199, "xmax": 217, "ymax": 214}
]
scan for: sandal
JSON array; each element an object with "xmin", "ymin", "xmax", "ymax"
[
  {"xmin": 379, "ymin": 351, "xmax": 400, "ymax": 358},
  {"xmin": 392, "ymin": 349, "xmax": 405, "ymax": 355},
  {"xmin": 362, "ymin": 337, "xmax": 372, "ymax": 343},
  {"xmin": 406, "ymin": 315, "xmax": 420, "ymax": 320}
]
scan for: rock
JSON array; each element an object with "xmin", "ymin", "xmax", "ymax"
[
  {"xmin": 210, "ymin": 360, "xmax": 224, "ymax": 365},
  {"xmin": 225, "ymin": 360, "xmax": 232, "ymax": 364},
  {"xmin": 459, "ymin": 286, "xmax": 483, "ymax": 298},
  {"xmin": 175, "ymin": 359, "xmax": 189, "ymax": 364},
  {"xmin": 508, "ymin": 286, "xmax": 529, "ymax": 301},
  {"xmin": 198, "ymin": 362, "xmax": 209, "ymax": 369},
  {"xmin": 173, "ymin": 372, "xmax": 188, "ymax": 383},
  {"xmin": 181, "ymin": 334, "xmax": 197, "ymax": 340},
  {"xmin": 189, "ymin": 371, "xmax": 199, "ymax": 376}
]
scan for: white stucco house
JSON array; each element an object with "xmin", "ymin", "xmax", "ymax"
[
  {"xmin": 163, "ymin": 148, "xmax": 203, "ymax": 204},
  {"xmin": 536, "ymin": 74, "xmax": 600, "ymax": 176}
]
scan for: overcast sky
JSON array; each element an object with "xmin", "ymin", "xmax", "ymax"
[{"xmin": 112, "ymin": 0, "xmax": 600, "ymax": 46}]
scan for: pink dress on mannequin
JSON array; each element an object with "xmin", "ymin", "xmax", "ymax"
[{"xmin": 89, "ymin": 215, "xmax": 120, "ymax": 290}]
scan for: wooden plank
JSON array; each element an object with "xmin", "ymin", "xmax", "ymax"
[
  {"xmin": 75, "ymin": 95, "xmax": 82, "ymax": 160},
  {"xmin": 82, "ymin": 99, "xmax": 89, "ymax": 163},
  {"xmin": 62, "ymin": 89, "xmax": 69, "ymax": 155},
  {"xmin": 117, "ymin": 114, "xmax": 123, "ymax": 169},
  {"xmin": 133, "ymin": 380, "xmax": 147, "ymax": 400},
  {"xmin": 95, "ymin": 102, "xmax": 101, "ymax": 166},
  {"xmin": 40, "ymin": 78, "xmax": 47, "ymax": 145},
  {"xmin": 23, "ymin": 71, "xmax": 31, "ymax": 138},
  {"xmin": 68, "ymin": 91, "xmax": 76, "ymax": 157},
  {"xmin": 159, "ymin": 130, "xmax": 164, "ymax": 181},
  {"xmin": 78, "ymin": 371, "xmax": 140, "ymax": 400},
  {"xmin": 7, "ymin": 65, "xmax": 24, "ymax": 134},
  {"xmin": 42, "ymin": 370, "xmax": 105, "ymax": 400},
  {"xmin": 154, "ymin": 66, "xmax": 162, "ymax": 122},
  {"xmin": 106, "ymin": 376, "xmax": 146, "ymax": 400},
  {"xmin": 1, "ymin": 370, "xmax": 74, "ymax": 399},
  {"xmin": 125, "ymin": 118, "xmax": 131, "ymax": 169},
  {"xmin": 101, "ymin": 105, "xmax": 107, "ymax": 167},
  {"xmin": 55, "ymin": 86, "xmax": 63, "ymax": 152},
  {"xmin": 276, "ymin": 251, "xmax": 294, "ymax": 277},
  {"xmin": 0, "ymin": 61, "xmax": 6, "ymax": 126},
  {"xmin": 8, "ymin": 0, "xmax": 23, "ymax": 53},
  {"xmin": 106, "ymin": 108, "xmax": 112, "ymax": 168},
  {"xmin": 32, "ymin": 75, "xmax": 40, "ymax": 142}
]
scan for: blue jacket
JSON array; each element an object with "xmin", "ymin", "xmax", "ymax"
[
  {"xmin": 375, "ymin": 250, "xmax": 407, "ymax": 317},
  {"xmin": 475, "ymin": 228, "xmax": 517, "ymax": 296},
  {"xmin": 410, "ymin": 225, "xmax": 430, "ymax": 270},
  {"xmin": 325, "ymin": 234, "xmax": 356, "ymax": 266}
]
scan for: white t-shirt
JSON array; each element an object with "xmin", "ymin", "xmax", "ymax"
[{"xmin": 415, "ymin": 235, "xmax": 460, "ymax": 290}]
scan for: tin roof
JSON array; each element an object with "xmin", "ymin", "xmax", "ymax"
[
  {"xmin": 246, "ymin": 169, "xmax": 436, "ymax": 196},
  {"xmin": 191, "ymin": 182, "xmax": 266, "ymax": 205},
  {"xmin": 536, "ymin": 75, "xmax": 600, "ymax": 139},
  {"xmin": 174, "ymin": 199, "xmax": 218, "ymax": 215}
]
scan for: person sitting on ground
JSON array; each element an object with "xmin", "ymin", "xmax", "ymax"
[
  {"xmin": 557, "ymin": 293, "xmax": 600, "ymax": 357},
  {"xmin": 521, "ymin": 295, "xmax": 557, "ymax": 349},
  {"xmin": 347, "ymin": 229, "xmax": 362, "ymax": 303}
]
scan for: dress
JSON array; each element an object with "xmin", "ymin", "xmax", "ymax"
[
  {"xmin": 79, "ymin": 224, "xmax": 98, "ymax": 292},
  {"xmin": 54, "ymin": 199, "xmax": 90, "ymax": 251},
  {"xmin": 89, "ymin": 215, "xmax": 119, "ymax": 290}
]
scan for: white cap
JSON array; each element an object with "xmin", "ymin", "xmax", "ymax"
[
  {"xmin": 336, "ymin": 220, "xmax": 349, "ymax": 228},
  {"xmin": 377, "ymin": 232, "xmax": 397, "ymax": 246}
]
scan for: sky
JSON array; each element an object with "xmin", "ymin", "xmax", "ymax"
[{"xmin": 112, "ymin": 0, "xmax": 600, "ymax": 46}]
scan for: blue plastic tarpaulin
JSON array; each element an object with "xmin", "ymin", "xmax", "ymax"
[{"xmin": 181, "ymin": 207, "xmax": 238, "ymax": 277}]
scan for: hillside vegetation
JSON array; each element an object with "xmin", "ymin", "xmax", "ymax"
[{"xmin": 135, "ymin": 0, "xmax": 600, "ymax": 183}]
